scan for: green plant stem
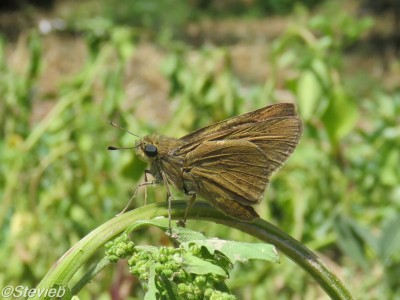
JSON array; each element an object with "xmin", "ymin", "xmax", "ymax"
[
  {"xmin": 34, "ymin": 201, "xmax": 353, "ymax": 300},
  {"xmin": 71, "ymin": 257, "xmax": 112, "ymax": 295}
]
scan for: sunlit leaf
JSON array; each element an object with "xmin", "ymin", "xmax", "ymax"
[
  {"xmin": 182, "ymin": 253, "xmax": 227, "ymax": 276},
  {"xmin": 297, "ymin": 59, "xmax": 329, "ymax": 120},
  {"xmin": 145, "ymin": 266, "xmax": 158, "ymax": 300},
  {"xmin": 321, "ymin": 88, "xmax": 359, "ymax": 144},
  {"xmin": 297, "ymin": 70, "xmax": 322, "ymax": 120},
  {"xmin": 182, "ymin": 238, "xmax": 279, "ymax": 264}
]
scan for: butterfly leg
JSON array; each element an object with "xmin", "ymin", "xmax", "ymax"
[
  {"xmin": 143, "ymin": 169, "xmax": 152, "ymax": 205},
  {"xmin": 160, "ymin": 171, "xmax": 174, "ymax": 233},
  {"xmin": 117, "ymin": 170, "xmax": 157, "ymax": 216},
  {"xmin": 183, "ymin": 192, "xmax": 196, "ymax": 223}
]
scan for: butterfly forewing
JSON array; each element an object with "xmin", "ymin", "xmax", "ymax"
[
  {"xmin": 179, "ymin": 103, "xmax": 297, "ymax": 144},
  {"xmin": 224, "ymin": 117, "xmax": 302, "ymax": 174},
  {"xmin": 176, "ymin": 105, "xmax": 302, "ymax": 176}
]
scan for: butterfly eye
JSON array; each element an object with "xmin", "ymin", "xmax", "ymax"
[{"xmin": 144, "ymin": 144, "xmax": 158, "ymax": 157}]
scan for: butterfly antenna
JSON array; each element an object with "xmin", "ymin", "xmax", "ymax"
[
  {"xmin": 109, "ymin": 121, "xmax": 141, "ymax": 138},
  {"xmin": 107, "ymin": 145, "xmax": 136, "ymax": 151},
  {"xmin": 108, "ymin": 121, "xmax": 141, "ymax": 151}
]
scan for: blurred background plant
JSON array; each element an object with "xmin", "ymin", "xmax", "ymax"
[{"xmin": 0, "ymin": 0, "xmax": 399, "ymax": 299}]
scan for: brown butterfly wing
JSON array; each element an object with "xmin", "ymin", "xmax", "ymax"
[
  {"xmin": 182, "ymin": 140, "xmax": 269, "ymax": 220},
  {"xmin": 224, "ymin": 117, "xmax": 302, "ymax": 175},
  {"xmin": 176, "ymin": 104, "xmax": 302, "ymax": 176},
  {"xmin": 179, "ymin": 103, "xmax": 297, "ymax": 144}
]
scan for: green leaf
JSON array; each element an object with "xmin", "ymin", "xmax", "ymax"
[
  {"xmin": 321, "ymin": 87, "xmax": 359, "ymax": 144},
  {"xmin": 170, "ymin": 226, "xmax": 208, "ymax": 243},
  {"xmin": 297, "ymin": 59, "xmax": 330, "ymax": 121},
  {"xmin": 145, "ymin": 266, "xmax": 158, "ymax": 300},
  {"xmin": 297, "ymin": 70, "xmax": 322, "ymax": 121},
  {"xmin": 127, "ymin": 221, "xmax": 279, "ymax": 264},
  {"xmin": 125, "ymin": 217, "xmax": 171, "ymax": 233},
  {"xmin": 158, "ymin": 273, "xmax": 178, "ymax": 299},
  {"xmin": 172, "ymin": 227, "xmax": 278, "ymax": 264},
  {"xmin": 126, "ymin": 218, "xmax": 208, "ymax": 242},
  {"xmin": 381, "ymin": 150, "xmax": 400, "ymax": 186},
  {"xmin": 182, "ymin": 238, "xmax": 279, "ymax": 264},
  {"xmin": 334, "ymin": 214, "xmax": 376, "ymax": 268},
  {"xmin": 378, "ymin": 215, "xmax": 400, "ymax": 264},
  {"xmin": 182, "ymin": 253, "xmax": 227, "ymax": 276}
]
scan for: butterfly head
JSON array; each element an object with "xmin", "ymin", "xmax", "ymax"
[
  {"xmin": 134, "ymin": 135, "xmax": 160, "ymax": 162},
  {"xmin": 135, "ymin": 134, "xmax": 184, "ymax": 163}
]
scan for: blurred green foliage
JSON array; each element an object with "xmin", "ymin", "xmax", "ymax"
[{"xmin": 1, "ymin": 0, "xmax": 400, "ymax": 299}]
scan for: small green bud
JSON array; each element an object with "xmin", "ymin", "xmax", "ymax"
[
  {"xmin": 204, "ymin": 288, "xmax": 213, "ymax": 298},
  {"xmin": 177, "ymin": 283, "xmax": 188, "ymax": 294},
  {"xmin": 195, "ymin": 275, "xmax": 206, "ymax": 285},
  {"xmin": 108, "ymin": 255, "xmax": 119, "ymax": 263},
  {"xmin": 162, "ymin": 268, "xmax": 173, "ymax": 277}
]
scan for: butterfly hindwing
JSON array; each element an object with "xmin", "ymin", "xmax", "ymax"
[{"xmin": 182, "ymin": 140, "xmax": 269, "ymax": 206}]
